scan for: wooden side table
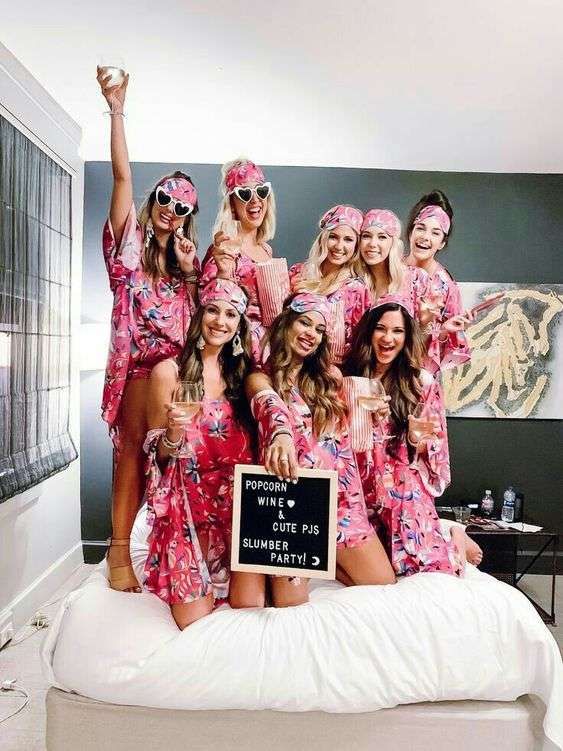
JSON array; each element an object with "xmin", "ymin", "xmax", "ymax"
[{"xmin": 465, "ymin": 526, "xmax": 559, "ymax": 625}]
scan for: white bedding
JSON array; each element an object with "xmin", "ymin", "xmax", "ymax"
[{"xmin": 41, "ymin": 511, "xmax": 563, "ymax": 749}]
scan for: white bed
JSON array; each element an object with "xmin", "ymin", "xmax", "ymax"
[{"xmin": 41, "ymin": 512, "xmax": 563, "ymax": 750}]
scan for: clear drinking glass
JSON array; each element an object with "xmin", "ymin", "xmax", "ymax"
[
  {"xmin": 171, "ymin": 381, "xmax": 203, "ymax": 420},
  {"xmin": 98, "ymin": 55, "xmax": 126, "ymax": 88},
  {"xmin": 408, "ymin": 401, "xmax": 439, "ymax": 467},
  {"xmin": 357, "ymin": 378, "xmax": 392, "ymax": 442}
]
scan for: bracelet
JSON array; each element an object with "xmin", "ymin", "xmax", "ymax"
[
  {"xmin": 160, "ymin": 432, "xmax": 184, "ymax": 450},
  {"xmin": 104, "ymin": 110, "xmax": 125, "ymax": 117},
  {"xmin": 269, "ymin": 428, "xmax": 293, "ymax": 446},
  {"xmin": 183, "ymin": 271, "xmax": 199, "ymax": 283}
]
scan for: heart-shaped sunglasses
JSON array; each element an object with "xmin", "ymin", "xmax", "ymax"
[
  {"xmin": 229, "ymin": 182, "xmax": 272, "ymax": 203},
  {"xmin": 155, "ymin": 186, "xmax": 194, "ymax": 217}
]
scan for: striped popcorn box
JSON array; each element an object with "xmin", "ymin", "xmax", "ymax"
[
  {"xmin": 341, "ymin": 376, "xmax": 373, "ymax": 452},
  {"xmin": 328, "ymin": 297, "xmax": 346, "ymax": 363},
  {"xmin": 255, "ymin": 258, "xmax": 290, "ymax": 326}
]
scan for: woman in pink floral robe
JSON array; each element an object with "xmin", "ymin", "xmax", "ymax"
[
  {"xmin": 144, "ymin": 279, "xmax": 255, "ymax": 629},
  {"xmin": 289, "ymin": 205, "xmax": 370, "ymax": 365},
  {"xmin": 97, "ymin": 70, "xmax": 199, "ymax": 593},
  {"xmin": 342, "ymin": 296, "xmax": 467, "ymax": 578},
  {"xmin": 233, "ymin": 292, "xmax": 395, "ymax": 610},
  {"xmin": 200, "ymin": 158, "xmax": 279, "ymax": 365}
]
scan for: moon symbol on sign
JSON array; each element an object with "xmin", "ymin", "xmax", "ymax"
[{"xmin": 312, "ymin": 557, "xmax": 320, "ymax": 566}]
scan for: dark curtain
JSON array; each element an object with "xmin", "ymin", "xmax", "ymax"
[{"xmin": 0, "ymin": 114, "xmax": 77, "ymax": 502}]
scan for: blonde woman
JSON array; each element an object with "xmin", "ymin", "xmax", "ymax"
[
  {"xmin": 97, "ymin": 69, "xmax": 199, "ymax": 592},
  {"xmin": 289, "ymin": 205, "xmax": 369, "ymax": 364},
  {"xmin": 200, "ymin": 158, "xmax": 277, "ymax": 364},
  {"xmin": 354, "ymin": 209, "xmax": 430, "ymax": 321}
]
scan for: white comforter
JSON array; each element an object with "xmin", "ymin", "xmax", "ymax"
[{"xmin": 41, "ymin": 514, "xmax": 563, "ymax": 748}]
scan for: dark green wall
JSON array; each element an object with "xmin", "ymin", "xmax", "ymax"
[{"xmin": 82, "ymin": 162, "xmax": 563, "ymax": 560}]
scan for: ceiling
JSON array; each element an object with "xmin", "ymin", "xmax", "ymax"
[{"xmin": 2, "ymin": 0, "xmax": 562, "ymax": 172}]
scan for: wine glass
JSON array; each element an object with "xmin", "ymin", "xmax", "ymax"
[
  {"xmin": 357, "ymin": 378, "xmax": 392, "ymax": 443},
  {"xmin": 171, "ymin": 381, "xmax": 203, "ymax": 421},
  {"xmin": 420, "ymin": 291, "xmax": 445, "ymax": 323},
  {"xmin": 408, "ymin": 402, "xmax": 440, "ymax": 467}
]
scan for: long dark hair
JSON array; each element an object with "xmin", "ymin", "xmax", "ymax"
[
  {"xmin": 177, "ymin": 304, "xmax": 253, "ymax": 430},
  {"xmin": 405, "ymin": 189, "xmax": 453, "ymax": 249},
  {"xmin": 267, "ymin": 296, "xmax": 347, "ymax": 436},
  {"xmin": 342, "ymin": 303, "xmax": 425, "ymax": 455},
  {"xmin": 138, "ymin": 170, "xmax": 199, "ymax": 279}
]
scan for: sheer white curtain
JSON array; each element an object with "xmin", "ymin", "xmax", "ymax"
[{"xmin": 0, "ymin": 114, "xmax": 77, "ymax": 501}]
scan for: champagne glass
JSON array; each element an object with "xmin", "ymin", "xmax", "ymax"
[
  {"xmin": 408, "ymin": 402, "xmax": 439, "ymax": 467},
  {"xmin": 221, "ymin": 217, "xmax": 242, "ymax": 255},
  {"xmin": 172, "ymin": 381, "xmax": 203, "ymax": 421},
  {"xmin": 420, "ymin": 290, "xmax": 445, "ymax": 323},
  {"xmin": 357, "ymin": 377, "xmax": 392, "ymax": 443}
]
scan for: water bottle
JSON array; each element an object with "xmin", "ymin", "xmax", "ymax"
[
  {"xmin": 501, "ymin": 486, "xmax": 516, "ymax": 523},
  {"xmin": 481, "ymin": 490, "xmax": 494, "ymax": 517}
]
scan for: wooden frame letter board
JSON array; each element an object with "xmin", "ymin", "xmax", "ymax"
[{"xmin": 231, "ymin": 464, "xmax": 338, "ymax": 580}]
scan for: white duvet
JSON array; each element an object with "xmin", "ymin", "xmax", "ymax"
[{"xmin": 41, "ymin": 513, "xmax": 563, "ymax": 749}]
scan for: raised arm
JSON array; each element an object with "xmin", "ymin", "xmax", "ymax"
[{"xmin": 96, "ymin": 67, "xmax": 133, "ymax": 246}]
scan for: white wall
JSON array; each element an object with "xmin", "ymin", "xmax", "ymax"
[
  {"xmin": 0, "ymin": 43, "xmax": 83, "ymax": 630},
  {"xmin": 1, "ymin": 0, "xmax": 563, "ymax": 172}
]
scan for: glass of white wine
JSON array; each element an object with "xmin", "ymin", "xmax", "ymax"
[
  {"xmin": 357, "ymin": 378, "xmax": 392, "ymax": 443},
  {"xmin": 172, "ymin": 381, "xmax": 203, "ymax": 421},
  {"xmin": 408, "ymin": 402, "xmax": 439, "ymax": 467}
]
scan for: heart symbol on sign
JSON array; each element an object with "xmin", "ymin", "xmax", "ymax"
[{"xmin": 287, "ymin": 500, "xmax": 295, "ymax": 508}]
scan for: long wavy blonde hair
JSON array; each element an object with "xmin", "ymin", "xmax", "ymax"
[
  {"xmin": 137, "ymin": 171, "xmax": 198, "ymax": 279},
  {"xmin": 294, "ymin": 228, "xmax": 358, "ymax": 296},
  {"xmin": 266, "ymin": 299, "xmax": 347, "ymax": 436},
  {"xmin": 212, "ymin": 157, "xmax": 276, "ymax": 243},
  {"xmin": 353, "ymin": 235, "xmax": 406, "ymax": 299}
]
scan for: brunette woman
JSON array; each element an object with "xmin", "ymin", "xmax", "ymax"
[
  {"xmin": 231, "ymin": 293, "xmax": 395, "ymax": 609},
  {"xmin": 144, "ymin": 279, "xmax": 254, "ymax": 629},
  {"xmin": 97, "ymin": 69, "xmax": 200, "ymax": 592},
  {"xmin": 342, "ymin": 296, "xmax": 482, "ymax": 577}
]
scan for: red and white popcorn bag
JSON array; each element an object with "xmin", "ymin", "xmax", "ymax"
[
  {"xmin": 255, "ymin": 257, "xmax": 290, "ymax": 326},
  {"xmin": 342, "ymin": 376, "xmax": 373, "ymax": 452}
]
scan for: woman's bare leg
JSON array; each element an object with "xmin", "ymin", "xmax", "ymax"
[
  {"xmin": 270, "ymin": 577, "xmax": 309, "ymax": 607},
  {"xmin": 336, "ymin": 537, "xmax": 396, "ymax": 585},
  {"xmin": 171, "ymin": 593, "xmax": 214, "ymax": 630},
  {"xmin": 229, "ymin": 572, "xmax": 267, "ymax": 609},
  {"xmin": 107, "ymin": 379, "xmax": 150, "ymax": 592}
]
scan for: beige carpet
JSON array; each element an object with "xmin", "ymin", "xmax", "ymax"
[{"xmin": 0, "ymin": 564, "xmax": 561, "ymax": 751}]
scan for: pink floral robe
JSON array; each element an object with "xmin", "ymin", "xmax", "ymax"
[
  {"xmin": 200, "ymin": 243, "xmax": 274, "ymax": 365},
  {"xmin": 423, "ymin": 263, "xmax": 471, "ymax": 376},
  {"xmin": 143, "ymin": 396, "xmax": 254, "ymax": 605},
  {"xmin": 251, "ymin": 386, "xmax": 374, "ymax": 549},
  {"xmin": 289, "ymin": 263, "xmax": 371, "ymax": 364},
  {"xmin": 366, "ymin": 265, "xmax": 430, "ymax": 321},
  {"xmin": 102, "ymin": 205, "xmax": 196, "ymax": 448},
  {"xmin": 354, "ymin": 373, "xmax": 463, "ymax": 578}
]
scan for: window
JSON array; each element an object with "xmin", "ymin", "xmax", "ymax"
[{"xmin": 0, "ymin": 114, "xmax": 77, "ymax": 501}]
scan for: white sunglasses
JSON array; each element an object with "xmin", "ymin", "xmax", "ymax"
[
  {"xmin": 228, "ymin": 182, "xmax": 272, "ymax": 203},
  {"xmin": 155, "ymin": 186, "xmax": 194, "ymax": 217}
]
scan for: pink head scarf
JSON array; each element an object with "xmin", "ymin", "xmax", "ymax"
[
  {"xmin": 319, "ymin": 205, "xmax": 363, "ymax": 235},
  {"xmin": 157, "ymin": 176, "xmax": 198, "ymax": 207},
  {"xmin": 371, "ymin": 292, "xmax": 414, "ymax": 319},
  {"xmin": 414, "ymin": 205, "xmax": 451, "ymax": 235},
  {"xmin": 225, "ymin": 161, "xmax": 266, "ymax": 193},
  {"xmin": 361, "ymin": 209, "xmax": 401, "ymax": 238},
  {"xmin": 199, "ymin": 279, "xmax": 248, "ymax": 315},
  {"xmin": 288, "ymin": 293, "xmax": 331, "ymax": 326}
]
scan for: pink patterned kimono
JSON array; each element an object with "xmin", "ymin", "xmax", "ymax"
[
  {"xmin": 422, "ymin": 263, "xmax": 471, "ymax": 375},
  {"xmin": 200, "ymin": 244, "xmax": 274, "ymax": 365},
  {"xmin": 355, "ymin": 373, "xmax": 463, "ymax": 578},
  {"xmin": 251, "ymin": 385, "xmax": 374, "ymax": 549},
  {"xmin": 289, "ymin": 263, "xmax": 371, "ymax": 363},
  {"xmin": 143, "ymin": 395, "xmax": 254, "ymax": 605},
  {"xmin": 101, "ymin": 205, "xmax": 196, "ymax": 447},
  {"xmin": 366, "ymin": 265, "xmax": 430, "ymax": 322}
]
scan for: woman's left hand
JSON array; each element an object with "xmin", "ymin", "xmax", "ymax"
[
  {"xmin": 441, "ymin": 312, "xmax": 472, "ymax": 335},
  {"xmin": 174, "ymin": 229, "xmax": 197, "ymax": 275}
]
